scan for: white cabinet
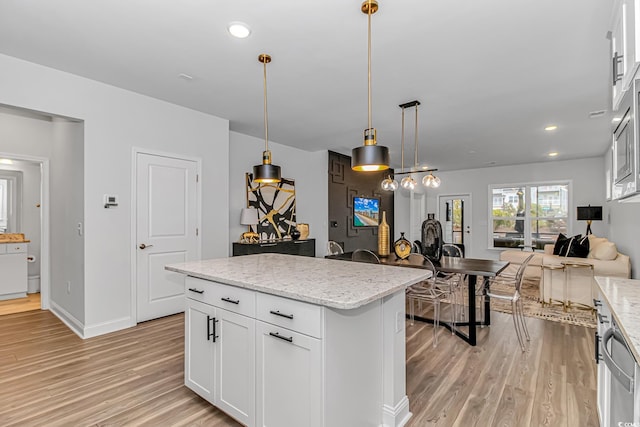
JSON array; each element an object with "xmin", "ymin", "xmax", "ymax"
[
  {"xmin": 0, "ymin": 242, "xmax": 28, "ymax": 300},
  {"xmin": 184, "ymin": 279, "xmax": 255, "ymax": 426},
  {"xmin": 183, "ymin": 275, "xmax": 408, "ymax": 427},
  {"xmin": 185, "ymin": 298, "xmax": 216, "ymax": 403},
  {"xmin": 255, "ymin": 322, "xmax": 322, "ymax": 427},
  {"xmin": 611, "ymin": 0, "xmax": 640, "ymax": 110}
]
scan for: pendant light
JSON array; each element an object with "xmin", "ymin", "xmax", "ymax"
[
  {"xmin": 351, "ymin": 0, "xmax": 390, "ymax": 172},
  {"xmin": 400, "ymin": 102, "xmax": 418, "ymax": 190},
  {"xmin": 253, "ymin": 53, "xmax": 281, "ymax": 183}
]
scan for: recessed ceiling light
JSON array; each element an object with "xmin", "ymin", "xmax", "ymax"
[
  {"xmin": 0, "ymin": 158, "xmax": 13, "ymax": 165},
  {"xmin": 613, "ymin": 117, "xmax": 622, "ymax": 123},
  {"xmin": 227, "ymin": 22, "xmax": 251, "ymax": 39},
  {"xmin": 544, "ymin": 125, "xmax": 558, "ymax": 131},
  {"xmin": 548, "ymin": 151, "xmax": 559, "ymax": 157}
]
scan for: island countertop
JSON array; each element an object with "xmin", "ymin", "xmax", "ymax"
[
  {"xmin": 595, "ymin": 276, "xmax": 640, "ymax": 362},
  {"xmin": 166, "ymin": 253, "xmax": 430, "ymax": 310}
]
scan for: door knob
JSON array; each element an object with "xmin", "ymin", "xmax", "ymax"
[{"xmin": 139, "ymin": 243, "xmax": 153, "ymax": 249}]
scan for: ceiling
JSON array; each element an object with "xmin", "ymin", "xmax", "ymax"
[{"xmin": 0, "ymin": 0, "xmax": 614, "ymax": 172}]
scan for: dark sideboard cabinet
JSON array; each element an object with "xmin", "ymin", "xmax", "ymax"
[{"xmin": 232, "ymin": 239, "xmax": 316, "ymax": 257}]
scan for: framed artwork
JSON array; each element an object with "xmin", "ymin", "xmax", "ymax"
[{"xmin": 246, "ymin": 173, "xmax": 296, "ymax": 240}]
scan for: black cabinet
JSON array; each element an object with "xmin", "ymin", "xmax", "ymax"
[{"xmin": 232, "ymin": 239, "xmax": 316, "ymax": 257}]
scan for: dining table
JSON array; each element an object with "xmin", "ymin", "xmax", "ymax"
[{"xmin": 326, "ymin": 251, "xmax": 509, "ymax": 346}]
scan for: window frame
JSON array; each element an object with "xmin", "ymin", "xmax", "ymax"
[{"xmin": 488, "ymin": 180, "xmax": 572, "ymax": 251}]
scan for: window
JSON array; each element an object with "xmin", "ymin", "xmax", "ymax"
[{"xmin": 490, "ymin": 182, "xmax": 569, "ymax": 250}]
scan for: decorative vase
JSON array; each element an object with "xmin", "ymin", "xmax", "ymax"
[
  {"xmin": 290, "ymin": 227, "xmax": 301, "ymax": 240},
  {"xmin": 394, "ymin": 232, "xmax": 412, "ymax": 259},
  {"xmin": 297, "ymin": 223, "xmax": 309, "ymax": 240},
  {"xmin": 378, "ymin": 211, "xmax": 390, "ymax": 256},
  {"xmin": 422, "ymin": 213, "xmax": 443, "ymax": 262}
]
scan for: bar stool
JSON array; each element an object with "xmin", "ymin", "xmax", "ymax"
[
  {"xmin": 561, "ymin": 260, "xmax": 595, "ymax": 311},
  {"xmin": 540, "ymin": 263, "xmax": 566, "ymax": 310}
]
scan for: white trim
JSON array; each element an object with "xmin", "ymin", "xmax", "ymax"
[
  {"xmin": 83, "ymin": 316, "xmax": 135, "ymax": 339},
  {"xmin": 487, "ymin": 180, "xmax": 573, "ymax": 250},
  {"xmin": 381, "ymin": 395, "xmax": 412, "ymax": 427},
  {"xmin": 436, "ymin": 193, "xmax": 472, "ymax": 256},
  {"xmin": 49, "ymin": 300, "xmax": 85, "ymax": 339},
  {"xmin": 130, "ymin": 147, "xmax": 202, "ymax": 324},
  {"xmin": 0, "ymin": 151, "xmax": 50, "ymax": 311}
]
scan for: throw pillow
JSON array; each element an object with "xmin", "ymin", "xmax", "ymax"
[
  {"xmin": 565, "ymin": 235, "xmax": 589, "ymax": 258},
  {"xmin": 553, "ymin": 233, "xmax": 569, "ymax": 255},
  {"xmin": 593, "ymin": 241, "xmax": 618, "ymax": 260},
  {"xmin": 587, "ymin": 235, "xmax": 608, "ymax": 259}
]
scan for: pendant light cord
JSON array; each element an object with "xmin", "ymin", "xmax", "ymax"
[
  {"xmin": 400, "ymin": 106, "xmax": 405, "ymax": 172},
  {"xmin": 263, "ymin": 59, "xmax": 269, "ymax": 152},
  {"xmin": 367, "ymin": 4, "xmax": 372, "ymax": 130},
  {"xmin": 414, "ymin": 104, "xmax": 419, "ymax": 168}
]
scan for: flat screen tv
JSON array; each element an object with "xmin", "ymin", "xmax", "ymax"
[{"xmin": 353, "ymin": 196, "xmax": 380, "ymax": 227}]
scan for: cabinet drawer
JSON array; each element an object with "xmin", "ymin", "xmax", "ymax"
[
  {"xmin": 6, "ymin": 243, "xmax": 27, "ymax": 253},
  {"xmin": 257, "ymin": 292, "xmax": 323, "ymax": 338},
  {"xmin": 185, "ymin": 277, "xmax": 256, "ymax": 317}
]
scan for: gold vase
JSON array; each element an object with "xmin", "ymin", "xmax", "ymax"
[
  {"xmin": 378, "ymin": 211, "xmax": 390, "ymax": 257},
  {"xmin": 297, "ymin": 223, "xmax": 309, "ymax": 240}
]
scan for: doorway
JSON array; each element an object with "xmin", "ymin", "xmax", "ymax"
[
  {"xmin": 133, "ymin": 149, "xmax": 201, "ymax": 322},
  {"xmin": 438, "ymin": 194, "xmax": 472, "ymax": 256}
]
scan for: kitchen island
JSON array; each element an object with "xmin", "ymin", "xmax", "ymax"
[{"xmin": 166, "ymin": 253, "xmax": 430, "ymax": 427}]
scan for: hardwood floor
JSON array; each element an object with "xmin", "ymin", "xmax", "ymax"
[
  {"xmin": 0, "ymin": 293, "xmax": 41, "ymax": 316},
  {"xmin": 0, "ymin": 308, "xmax": 598, "ymax": 426}
]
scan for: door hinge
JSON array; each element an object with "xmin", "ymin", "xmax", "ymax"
[
  {"xmin": 196, "ymin": 174, "xmax": 199, "ymax": 183},
  {"xmin": 196, "ymin": 228, "xmax": 199, "ymax": 236}
]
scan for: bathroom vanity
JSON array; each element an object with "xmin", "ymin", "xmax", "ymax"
[
  {"xmin": 166, "ymin": 253, "xmax": 430, "ymax": 427},
  {"xmin": 0, "ymin": 234, "xmax": 29, "ymax": 300}
]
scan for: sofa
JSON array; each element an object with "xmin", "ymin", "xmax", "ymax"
[{"xmin": 499, "ymin": 235, "xmax": 631, "ymax": 308}]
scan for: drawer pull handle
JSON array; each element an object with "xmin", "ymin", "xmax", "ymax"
[
  {"xmin": 593, "ymin": 299, "xmax": 602, "ymax": 308},
  {"xmin": 260, "ymin": 243, "xmax": 277, "ymax": 247},
  {"xmin": 293, "ymin": 240, "xmax": 307, "ymax": 244},
  {"xmin": 269, "ymin": 332, "xmax": 293, "ymax": 343},
  {"xmin": 269, "ymin": 310, "xmax": 294, "ymax": 320},
  {"xmin": 188, "ymin": 288, "xmax": 204, "ymax": 294},
  {"xmin": 597, "ymin": 313, "xmax": 609, "ymax": 324},
  {"xmin": 221, "ymin": 297, "xmax": 240, "ymax": 305}
]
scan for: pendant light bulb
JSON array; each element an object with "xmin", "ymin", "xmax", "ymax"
[
  {"xmin": 253, "ymin": 53, "xmax": 281, "ymax": 184},
  {"xmin": 401, "ymin": 175, "xmax": 416, "ymax": 190},
  {"xmin": 351, "ymin": 0, "xmax": 389, "ymax": 172},
  {"xmin": 381, "ymin": 175, "xmax": 398, "ymax": 191}
]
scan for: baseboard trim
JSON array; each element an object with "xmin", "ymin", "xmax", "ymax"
[
  {"xmin": 83, "ymin": 316, "xmax": 135, "ymax": 339},
  {"xmin": 382, "ymin": 395, "xmax": 412, "ymax": 427},
  {"xmin": 49, "ymin": 300, "xmax": 85, "ymax": 339}
]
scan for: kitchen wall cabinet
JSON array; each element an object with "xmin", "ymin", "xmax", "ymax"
[{"xmin": 610, "ymin": 0, "xmax": 640, "ymax": 111}]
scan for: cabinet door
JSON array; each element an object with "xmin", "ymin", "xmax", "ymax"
[
  {"xmin": 185, "ymin": 298, "xmax": 216, "ymax": 404},
  {"xmin": 612, "ymin": 4, "xmax": 626, "ymax": 110},
  {"xmin": 256, "ymin": 322, "xmax": 322, "ymax": 427},
  {"xmin": 215, "ymin": 308, "xmax": 255, "ymax": 426}
]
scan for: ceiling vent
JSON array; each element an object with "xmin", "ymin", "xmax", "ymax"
[{"xmin": 589, "ymin": 110, "xmax": 606, "ymax": 118}]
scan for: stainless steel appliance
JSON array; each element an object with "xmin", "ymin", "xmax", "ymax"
[
  {"xmin": 612, "ymin": 79, "xmax": 639, "ymax": 199},
  {"xmin": 595, "ymin": 299, "xmax": 640, "ymax": 426}
]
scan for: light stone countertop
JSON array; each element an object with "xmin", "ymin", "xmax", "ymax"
[
  {"xmin": 166, "ymin": 253, "xmax": 431, "ymax": 310},
  {"xmin": 595, "ymin": 276, "xmax": 640, "ymax": 362}
]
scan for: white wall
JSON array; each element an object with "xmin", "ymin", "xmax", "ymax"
[
  {"xmin": 395, "ymin": 157, "xmax": 607, "ymax": 260},
  {"xmin": 0, "ymin": 53, "xmax": 229, "ymax": 337},
  {"xmin": 229, "ymin": 131, "xmax": 327, "ymax": 257}
]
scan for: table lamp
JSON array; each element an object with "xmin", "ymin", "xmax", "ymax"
[
  {"xmin": 240, "ymin": 207, "xmax": 260, "ymax": 243},
  {"xmin": 576, "ymin": 205, "xmax": 602, "ymax": 235}
]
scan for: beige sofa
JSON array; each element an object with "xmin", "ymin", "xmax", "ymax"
[{"xmin": 500, "ymin": 235, "xmax": 631, "ymax": 308}]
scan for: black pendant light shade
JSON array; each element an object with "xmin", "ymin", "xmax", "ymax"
[
  {"xmin": 253, "ymin": 152, "xmax": 281, "ymax": 183},
  {"xmin": 352, "ymin": 144, "xmax": 390, "ymax": 171}
]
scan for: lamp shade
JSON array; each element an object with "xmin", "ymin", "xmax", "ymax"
[
  {"xmin": 253, "ymin": 163, "xmax": 281, "ymax": 183},
  {"xmin": 352, "ymin": 144, "xmax": 390, "ymax": 171},
  {"xmin": 240, "ymin": 207, "xmax": 259, "ymax": 226},
  {"xmin": 576, "ymin": 206, "xmax": 602, "ymax": 221}
]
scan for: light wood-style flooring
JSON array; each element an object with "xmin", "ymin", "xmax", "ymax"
[
  {"xmin": 0, "ymin": 308, "xmax": 598, "ymax": 426},
  {"xmin": 0, "ymin": 292, "xmax": 40, "ymax": 316}
]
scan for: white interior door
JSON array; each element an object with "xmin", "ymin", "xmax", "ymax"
[
  {"xmin": 438, "ymin": 194, "xmax": 472, "ymax": 256},
  {"xmin": 136, "ymin": 152, "xmax": 198, "ymax": 322}
]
